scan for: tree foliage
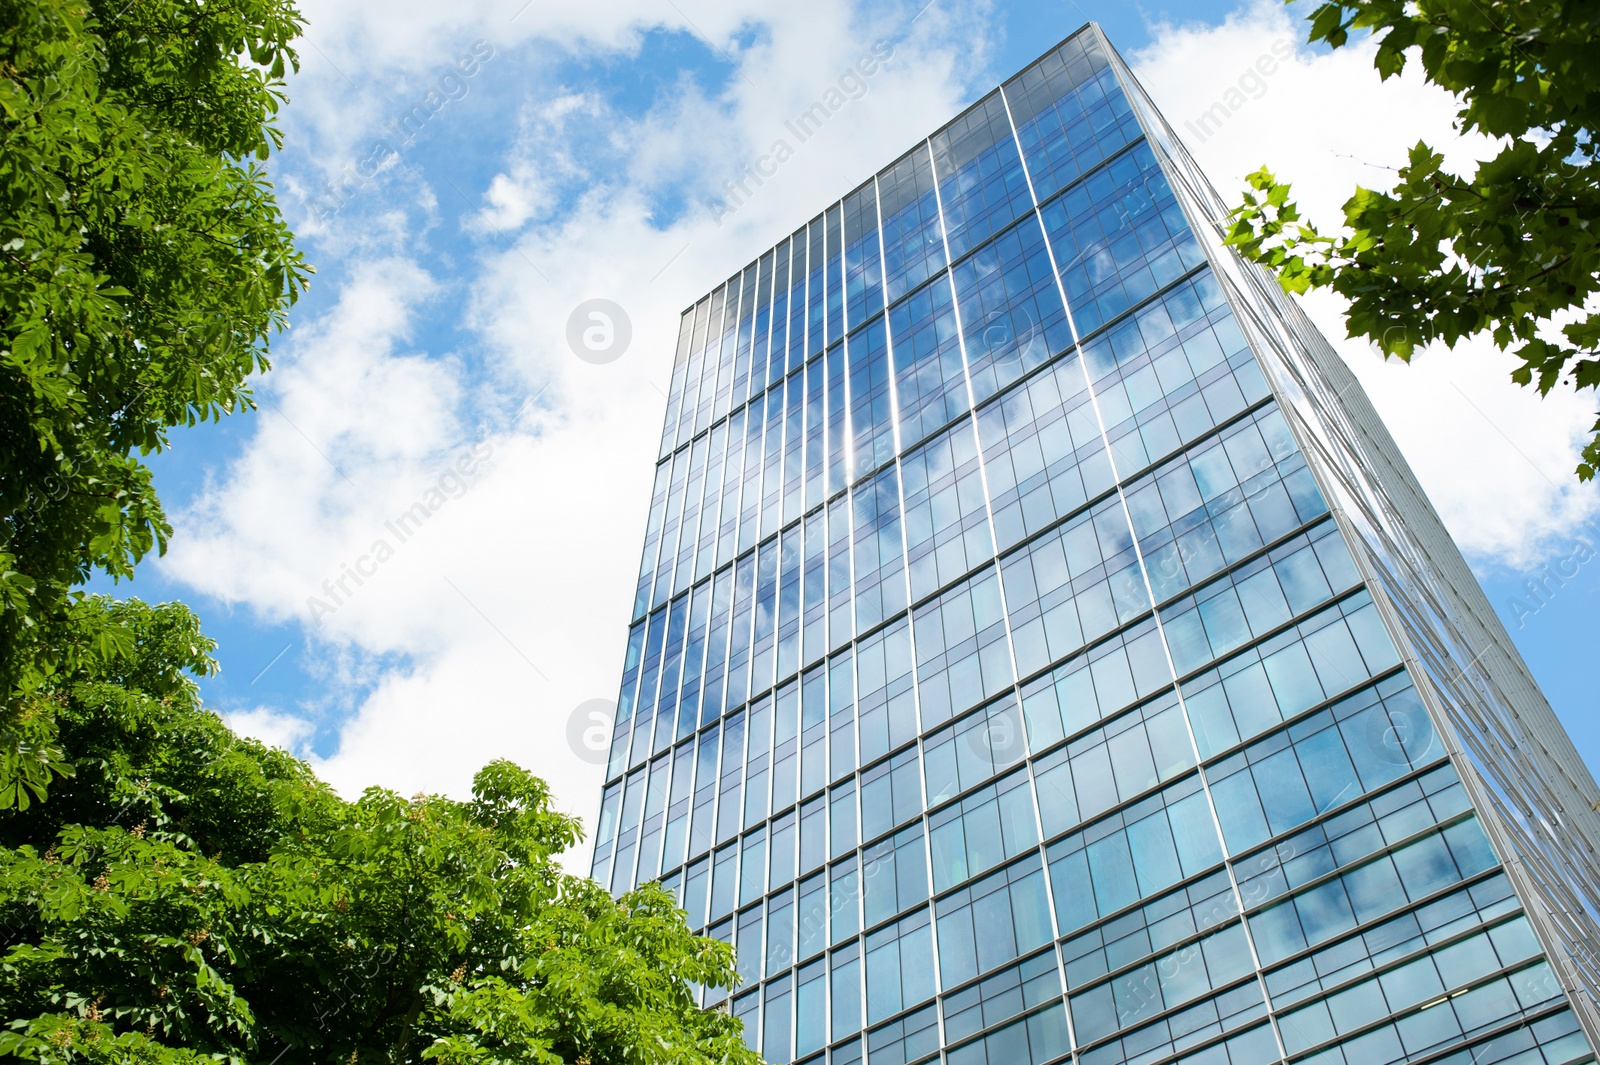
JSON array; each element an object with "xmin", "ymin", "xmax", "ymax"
[
  {"xmin": 1225, "ymin": 0, "xmax": 1600, "ymax": 478},
  {"xmin": 0, "ymin": 597, "xmax": 760, "ymax": 1065},
  {"xmin": 0, "ymin": 0, "xmax": 312, "ymax": 802},
  {"xmin": 0, "ymin": 4, "xmax": 761, "ymax": 1061}
]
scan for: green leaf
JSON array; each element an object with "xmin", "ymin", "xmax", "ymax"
[{"xmin": 1227, "ymin": 0, "xmax": 1600, "ymax": 487}]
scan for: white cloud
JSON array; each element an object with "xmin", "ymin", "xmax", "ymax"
[
  {"xmin": 163, "ymin": 0, "xmax": 992, "ymax": 872},
  {"xmin": 1130, "ymin": 2, "xmax": 1600, "ymax": 567},
  {"xmin": 224, "ymin": 707, "xmax": 317, "ymax": 755}
]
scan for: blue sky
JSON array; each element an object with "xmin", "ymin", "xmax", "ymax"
[{"xmin": 103, "ymin": 0, "xmax": 1600, "ymax": 857}]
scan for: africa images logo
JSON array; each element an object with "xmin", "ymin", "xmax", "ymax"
[{"xmin": 566, "ymin": 299, "xmax": 633, "ymax": 365}]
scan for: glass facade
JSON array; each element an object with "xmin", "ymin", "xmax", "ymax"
[{"xmin": 590, "ymin": 24, "xmax": 1600, "ymax": 1065}]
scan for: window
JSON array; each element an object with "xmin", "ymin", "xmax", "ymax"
[
  {"xmin": 863, "ymin": 824, "xmax": 930, "ymax": 928},
  {"xmin": 797, "ymin": 872, "xmax": 829, "ymax": 962},
  {"xmin": 1004, "ymin": 32, "xmax": 1138, "ymax": 200},
  {"xmin": 944, "ymin": 1004, "xmax": 1071, "ymax": 1065},
  {"xmin": 861, "ymin": 747, "xmax": 923, "ymax": 843},
  {"xmin": 929, "ymin": 767, "xmax": 1039, "ymax": 892},
  {"xmin": 1276, "ymin": 918, "xmax": 1552, "ymax": 1062},
  {"xmin": 842, "ymin": 180, "xmax": 883, "ymax": 331},
  {"xmin": 1124, "ymin": 405, "xmax": 1326, "ymax": 609},
  {"xmin": 1262, "ymin": 872, "xmax": 1519, "ymax": 1010},
  {"xmin": 683, "ymin": 856, "xmax": 709, "ymax": 931},
  {"xmin": 878, "ymin": 142, "xmax": 947, "ymax": 304},
  {"xmin": 699, "ymin": 569, "xmax": 735, "ymax": 729},
  {"xmin": 953, "ymin": 215, "xmax": 1073, "ymax": 403},
  {"xmin": 1248, "ymin": 818, "xmax": 1503, "ymax": 966},
  {"xmin": 744, "ymin": 695, "xmax": 773, "ymax": 830},
  {"xmin": 751, "ymin": 539, "xmax": 781, "ymax": 694},
  {"xmin": 740, "ymin": 827, "xmax": 768, "ymax": 906},
  {"xmin": 711, "ymin": 842, "xmax": 739, "ymax": 921},
  {"xmin": 852, "ymin": 466, "xmax": 908, "ymax": 632},
  {"xmin": 1038, "ymin": 140, "xmax": 1205, "ymax": 337},
  {"xmin": 913, "ymin": 566, "xmax": 1013, "ymax": 729},
  {"xmin": 865, "ymin": 908, "xmax": 936, "ymax": 1023},
  {"xmin": 771, "ymin": 809, "xmax": 798, "ymax": 888},
  {"xmin": 1000, "ymin": 495, "xmax": 1150, "ymax": 678},
  {"xmin": 1074, "ymin": 986, "xmax": 1270, "ymax": 1065},
  {"xmin": 831, "ymin": 779, "xmax": 858, "ymax": 858},
  {"xmin": 1206, "ymin": 679, "xmax": 1441, "ymax": 854},
  {"xmin": 737, "ymin": 904, "xmax": 764, "ymax": 987},
  {"xmin": 594, "ymin": 781, "xmax": 621, "ymax": 855},
  {"xmin": 942, "ymin": 950, "xmax": 1061, "ymax": 1043},
  {"xmin": 716, "ymin": 711, "xmax": 746, "ymax": 844},
  {"xmin": 768, "ymin": 886, "xmax": 797, "ymax": 975},
  {"xmin": 1069, "ymin": 921, "xmax": 1255, "ymax": 1038},
  {"xmin": 935, "ymin": 855, "xmax": 1054, "ymax": 986},
  {"xmin": 705, "ymin": 918, "xmax": 733, "ymax": 1007},
  {"xmin": 857, "ymin": 620, "xmax": 917, "ymax": 766},
  {"xmin": 800, "ymin": 795, "xmax": 827, "ymax": 874},
  {"xmin": 778, "ymin": 520, "xmax": 803, "ymax": 674},
  {"xmin": 796, "ymin": 958, "xmax": 827, "ymax": 1057},
  {"xmin": 924, "ymin": 696, "xmax": 1029, "ymax": 805},
  {"xmin": 1018, "ymin": 618, "xmax": 1172, "ymax": 751},
  {"xmin": 975, "ymin": 350, "xmax": 1108, "ymax": 551},
  {"xmin": 764, "ymin": 974, "xmax": 793, "ymax": 1064},
  {"xmin": 831, "ymin": 857, "xmax": 861, "ymax": 944},
  {"xmin": 1231, "ymin": 764, "xmax": 1482, "ymax": 910},
  {"xmin": 832, "ymin": 943, "xmax": 863, "ymax": 1040},
  {"xmin": 931, "ymin": 91, "xmax": 1033, "ymax": 260},
  {"xmin": 802, "ymin": 664, "xmax": 827, "ymax": 796},
  {"xmin": 662, "ymin": 740, "xmax": 696, "ymax": 874},
  {"xmin": 902, "ymin": 420, "xmax": 993, "ymax": 602},
  {"xmin": 1046, "ymin": 773, "xmax": 1222, "ymax": 935},
  {"xmin": 1030, "ymin": 691, "xmax": 1195, "ymax": 840},
  {"xmin": 1182, "ymin": 601, "xmax": 1403, "ymax": 760},
  {"xmin": 1159, "ymin": 522, "xmax": 1370, "ymax": 679},
  {"xmin": 890, "ymin": 275, "xmax": 967, "ymax": 453},
  {"xmin": 827, "ymin": 341, "xmax": 848, "ymax": 495},
  {"xmin": 847, "ymin": 318, "xmax": 894, "ymax": 479},
  {"xmin": 773, "ymin": 682, "xmax": 801, "ymax": 817},
  {"xmin": 829, "ymin": 652, "xmax": 856, "ymax": 782},
  {"xmin": 733, "ymin": 990, "xmax": 760, "ymax": 1053},
  {"xmin": 1077, "ymin": 270, "xmax": 1266, "ymax": 477},
  {"xmin": 866, "ymin": 1003, "xmax": 940, "ymax": 1065}
]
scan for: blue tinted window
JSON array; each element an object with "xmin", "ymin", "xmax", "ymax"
[
  {"xmin": 999, "ymin": 494, "xmax": 1149, "ymax": 678},
  {"xmin": 931, "ymin": 91, "xmax": 1033, "ymax": 260},
  {"xmin": 1005, "ymin": 33, "xmax": 1140, "ymax": 200},
  {"xmin": 832, "ymin": 943, "xmax": 862, "ymax": 1040},
  {"xmin": 953, "ymin": 216, "xmax": 1073, "ymax": 404},
  {"xmin": 912, "ymin": 566, "xmax": 1013, "ymax": 729},
  {"xmin": 1031, "ymin": 691, "xmax": 1195, "ymax": 838},
  {"xmin": 889, "ymin": 274, "xmax": 969, "ymax": 454},
  {"xmin": 851, "ymin": 465, "xmax": 907, "ymax": 633},
  {"xmin": 935, "ymin": 855, "xmax": 1053, "ymax": 985},
  {"xmin": 863, "ymin": 822, "xmax": 929, "ymax": 927},
  {"xmin": 843, "ymin": 181, "xmax": 884, "ymax": 330},
  {"xmin": 929, "ymin": 767, "xmax": 1039, "ymax": 891},
  {"xmin": 878, "ymin": 144, "xmax": 946, "ymax": 304},
  {"xmin": 865, "ymin": 907, "xmax": 935, "ymax": 1024},
  {"xmin": 797, "ymin": 958, "xmax": 826, "ymax": 1056},
  {"xmin": 975, "ymin": 352, "xmax": 1111, "ymax": 550},
  {"xmin": 902, "ymin": 419, "xmax": 994, "ymax": 603},
  {"xmin": 1046, "ymin": 773, "xmax": 1222, "ymax": 933},
  {"xmin": 1039, "ymin": 140, "xmax": 1206, "ymax": 336}
]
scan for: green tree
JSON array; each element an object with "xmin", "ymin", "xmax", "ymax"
[
  {"xmin": 1225, "ymin": 0, "xmax": 1600, "ymax": 478},
  {"xmin": 0, "ymin": 3, "xmax": 760, "ymax": 1061},
  {"xmin": 0, "ymin": 0, "xmax": 311, "ymax": 806},
  {"xmin": 0, "ymin": 597, "xmax": 760, "ymax": 1065}
]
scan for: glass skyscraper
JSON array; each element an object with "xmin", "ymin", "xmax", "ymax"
[{"xmin": 590, "ymin": 24, "xmax": 1600, "ymax": 1065}]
